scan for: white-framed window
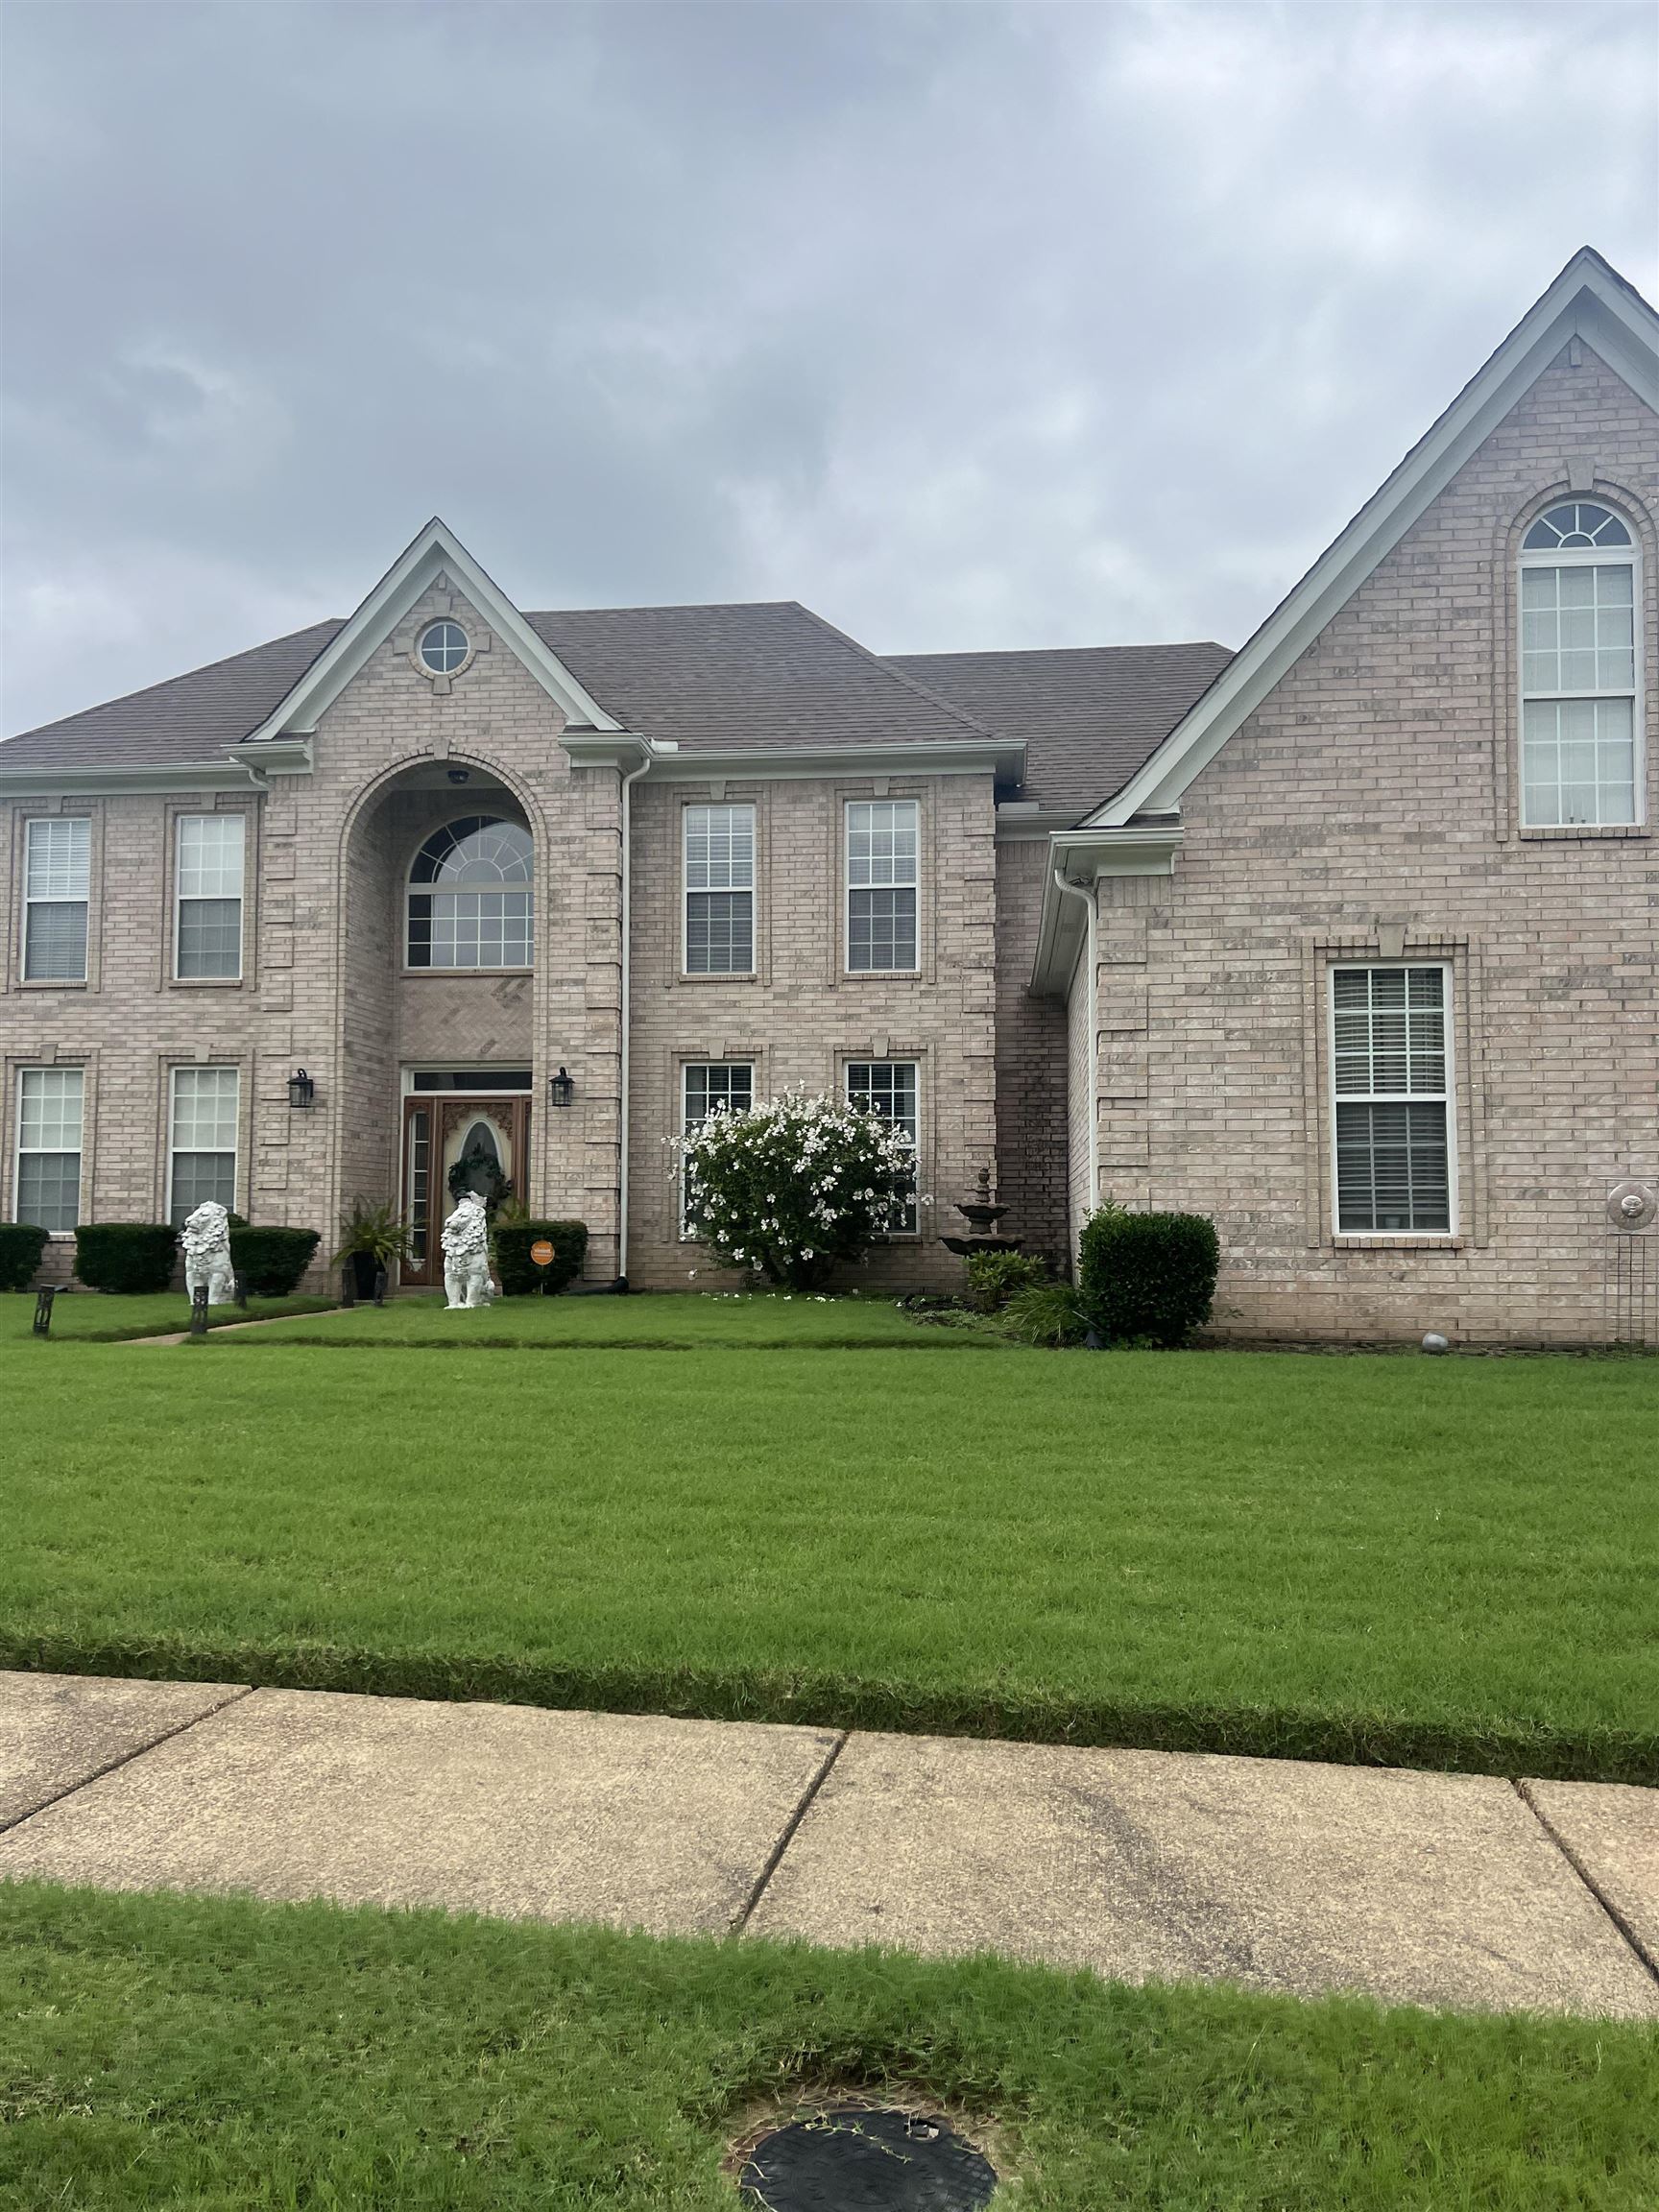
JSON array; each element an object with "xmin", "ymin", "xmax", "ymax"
[
  {"xmin": 1330, "ymin": 965, "xmax": 1454, "ymax": 1236},
  {"xmin": 680, "ymin": 1061, "xmax": 754, "ymax": 1236},
  {"xmin": 168, "ymin": 1066, "xmax": 239, "ymax": 1225},
  {"xmin": 846, "ymin": 1059, "xmax": 919, "ymax": 1233},
  {"xmin": 406, "ymin": 816, "xmax": 533, "ymax": 970},
  {"xmin": 22, "ymin": 816, "xmax": 90, "ymax": 982},
  {"xmin": 419, "ymin": 620, "xmax": 469, "ymax": 674},
  {"xmin": 1520, "ymin": 499, "xmax": 1641, "ymax": 827},
  {"xmin": 684, "ymin": 804, "xmax": 755, "ymax": 974},
  {"xmin": 846, "ymin": 800, "xmax": 919, "ymax": 973},
  {"xmin": 14, "ymin": 1067, "xmax": 84, "ymax": 1232},
  {"xmin": 175, "ymin": 814, "xmax": 246, "ymax": 980}
]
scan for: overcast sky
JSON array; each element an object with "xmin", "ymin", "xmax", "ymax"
[{"xmin": 3, "ymin": 0, "xmax": 1654, "ymax": 736}]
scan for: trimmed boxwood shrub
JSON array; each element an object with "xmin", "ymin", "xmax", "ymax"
[
  {"xmin": 229, "ymin": 1225, "xmax": 321, "ymax": 1297},
  {"xmin": 74, "ymin": 1223, "xmax": 179, "ymax": 1295},
  {"xmin": 1078, "ymin": 1206, "xmax": 1219, "ymax": 1348},
  {"xmin": 493, "ymin": 1219, "xmax": 589, "ymax": 1296},
  {"xmin": 0, "ymin": 1223, "xmax": 50, "ymax": 1292}
]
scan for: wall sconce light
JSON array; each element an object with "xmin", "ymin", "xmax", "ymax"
[
  {"xmin": 548, "ymin": 1067, "xmax": 575, "ymax": 1109},
  {"xmin": 288, "ymin": 1068, "xmax": 316, "ymax": 1110}
]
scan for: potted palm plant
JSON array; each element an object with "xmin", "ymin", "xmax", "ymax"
[{"xmin": 330, "ymin": 1198, "xmax": 413, "ymax": 1300}]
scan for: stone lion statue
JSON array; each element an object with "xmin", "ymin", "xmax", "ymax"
[
  {"xmin": 441, "ymin": 1190, "xmax": 496, "ymax": 1310},
  {"xmin": 181, "ymin": 1200, "xmax": 235, "ymax": 1306}
]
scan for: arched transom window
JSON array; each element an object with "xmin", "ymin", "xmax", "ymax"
[
  {"xmin": 406, "ymin": 816, "xmax": 533, "ymax": 970},
  {"xmin": 1520, "ymin": 499, "xmax": 1641, "ymax": 827}
]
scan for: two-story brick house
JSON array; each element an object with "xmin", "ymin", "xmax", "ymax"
[{"xmin": 3, "ymin": 249, "xmax": 1655, "ymax": 1341}]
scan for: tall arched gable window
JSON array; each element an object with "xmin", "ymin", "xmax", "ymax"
[
  {"xmin": 406, "ymin": 816, "xmax": 533, "ymax": 970},
  {"xmin": 1519, "ymin": 499, "xmax": 1641, "ymax": 827}
]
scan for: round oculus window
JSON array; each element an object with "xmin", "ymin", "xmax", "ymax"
[{"xmin": 419, "ymin": 619, "xmax": 469, "ymax": 674}]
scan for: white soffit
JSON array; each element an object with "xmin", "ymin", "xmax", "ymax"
[
  {"xmin": 243, "ymin": 517, "xmax": 622, "ymax": 742},
  {"xmin": 1089, "ymin": 249, "xmax": 1659, "ymax": 827}
]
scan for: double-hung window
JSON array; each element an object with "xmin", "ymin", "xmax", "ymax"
[
  {"xmin": 847, "ymin": 801, "xmax": 918, "ymax": 973},
  {"xmin": 169, "ymin": 1067, "xmax": 239, "ymax": 1224},
  {"xmin": 681, "ymin": 1061, "xmax": 753, "ymax": 1235},
  {"xmin": 175, "ymin": 814, "xmax": 246, "ymax": 979},
  {"xmin": 14, "ymin": 1068, "xmax": 84, "ymax": 1232},
  {"xmin": 1520, "ymin": 501, "xmax": 1640, "ymax": 827},
  {"xmin": 684, "ymin": 805, "xmax": 755, "ymax": 974},
  {"xmin": 22, "ymin": 817, "xmax": 89, "ymax": 981},
  {"xmin": 1331, "ymin": 966, "xmax": 1453, "ymax": 1235},
  {"xmin": 846, "ymin": 1060, "xmax": 919, "ymax": 1233}
]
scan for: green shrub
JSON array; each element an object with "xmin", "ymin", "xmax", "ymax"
[
  {"xmin": 493, "ymin": 1219, "xmax": 589, "ymax": 1296},
  {"xmin": 0, "ymin": 1223, "xmax": 50, "ymax": 1292},
  {"xmin": 963, "ymin": 1249, "xmax": 1048, "ymax": 1313},
  {"xmin": 1077, "ymin": 1206, "xmax": 1219, "ymax": 1348},
  {"xmin": 1000, "ymin": 1280, "xmax": 1091, "ymax": 1348},
  {"xmin": 228, "ymin": 1226, "xmax": 321, "ymax": 1297},
  {"xmin": 74, "ymin": 1223, "xmax": 179, "ymax": 1295}
]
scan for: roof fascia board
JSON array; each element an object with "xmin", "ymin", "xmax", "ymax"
[
  {"xmin": 0, "ymin": 740, "xmax": 313, "ymax": 798},
  {"xmin": 244, "ymin": 521, "xmax": 622, "ymax": 742},
  {"xmin": 1028, "ymin": 825, "xmax": 1183, "ymax": 996},
  {"xmin": 629, "ymin": 738, "xmax": 1025, "ymax": 783},
  {"xmin": 1090, "ymin": 256, "xmax": 1659, "ymax": 828}
]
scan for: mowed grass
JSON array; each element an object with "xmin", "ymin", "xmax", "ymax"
[
  {"xmin": 3, "ymin": 1882, "xmax": 1655, "ymax": 2211},
  {"xmin": 3, "ymin": 1338, "xmax": 1655, "ymax": 1777},
  {"xmin": 244, "ymin": 1287, "xmax": 987, "ymax": 1348},
  {"xmin": 0, "ymin": 1290, "xmax": 336, "ymax": 1342}
]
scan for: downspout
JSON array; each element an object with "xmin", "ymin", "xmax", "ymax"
[
  {"xmin": 1051, "ymin": 854, "xmax": 1099, "ymax": 1239},
  {"xmin": 613, "ymin": 742, "xmax": 658, "ymax": 1289}
]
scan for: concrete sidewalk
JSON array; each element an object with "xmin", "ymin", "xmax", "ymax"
[{"xmin": 1, "ymin": 1670, "xmax": 1654, "ymax": 2020}]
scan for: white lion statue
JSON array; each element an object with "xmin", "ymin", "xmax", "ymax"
[
  {"xmin": 181, "ymin": 1200, "xmax": 235, "ymax": 1306},
  {"xmin": 441, "ymin": 1190, "xmax": 496, "ymax": 1310}
]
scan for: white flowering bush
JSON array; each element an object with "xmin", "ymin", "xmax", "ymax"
[{"xmin": 675, "ymin": 1088, "xmax": 922, "ymax": 1289}]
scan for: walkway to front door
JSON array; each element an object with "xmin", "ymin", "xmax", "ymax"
[{"xmin": 400, "ymin": 1094, "xmax": 529, "ymax": 1287}]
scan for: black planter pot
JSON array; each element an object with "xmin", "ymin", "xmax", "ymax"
[{"xmin": 349, "ymin": 1251, "xmax": 379, "ymax": 1299}]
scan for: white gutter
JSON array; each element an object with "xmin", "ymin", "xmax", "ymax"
[
  {"xmin": 614, "ymin": 738, "xmax": 674, "ymax": 1286},
  {"xmin": 1052, "ymin": 854, "xmax": 1098, "ymax": 1221}
]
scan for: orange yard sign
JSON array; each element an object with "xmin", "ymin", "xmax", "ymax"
[{"xmin": 530, "ymin": 1238, "xmax": 555, "ymax": 1267}]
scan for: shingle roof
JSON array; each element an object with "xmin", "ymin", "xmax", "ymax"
[
  {"xmin": 528, "ymin": 601, "xmax": 993, "ymax": 750},
  {"xmin": 886, "ymin": 641, "xmax": 1234, "ymax": 816},
  {"xmin": 0, "ymin": 620, "xmax": 346, "ymax": 770},
  {"xmin": 1, "ymin": 599, "xmax": 1230, "ymax": 815}
]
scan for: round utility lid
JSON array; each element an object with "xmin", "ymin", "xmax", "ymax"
[{"xmin": 736, "ymin": 2104, "xmax": 998, "ymax": 2210}]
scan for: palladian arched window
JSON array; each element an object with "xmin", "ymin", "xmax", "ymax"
[
  {"xmin": 1520, "ymin": 499, "xmax": 1640, "ymax": 827},
  {"xmin": 406, "ymin": 816, "xmax": 533, "ymax": 970}
]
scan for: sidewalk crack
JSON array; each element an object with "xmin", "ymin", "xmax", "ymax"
[
  {"xmin": 0, "ymin": 1683, "xmax": 253, "ymax": 1838},
  {"xmin": 1512, "ymin": 1777, "xmax": 1659, "ymax": 1988},
  {"xmin": 732, "ymin": 1729, "xmax": 849, "ymax": 1936}
]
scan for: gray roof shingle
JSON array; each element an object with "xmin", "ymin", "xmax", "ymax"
[{"xmin": 886, "ymin": 641, "xmax": 1233, "ymax": 816}]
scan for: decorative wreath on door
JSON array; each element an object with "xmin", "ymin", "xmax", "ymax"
[{"xmin": 447, "ymin": 1142, "xmax": 515, "ymax": 1214}]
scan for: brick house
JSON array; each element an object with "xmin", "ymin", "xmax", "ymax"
[{"xmin": 3, "ymin": 248, "xmax": 1655, "ymax": 1341}]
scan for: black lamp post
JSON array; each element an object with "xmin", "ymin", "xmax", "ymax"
[
  {"xmin": 548, "ymin": 1067, "xmax": 575, "ymax": 1110},
  {"xmin": 288, "ymin": 1068, "xmax": 316, "ymax": 1111}
]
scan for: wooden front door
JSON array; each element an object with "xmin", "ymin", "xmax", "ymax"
[{"xmin": 400, "ymin": 1095, "xmax": 530, "ymax": 1286}]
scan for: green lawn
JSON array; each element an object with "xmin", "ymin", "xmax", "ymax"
[
  {"xmin": 3, "ymin": 1338, "xmax": 1654, "ymax": 1778},
  {"xmin": 2, "ymin": 1882, "xmax": 1654, "ymax": 2210},
  {"xmin": 239, "ymin": 1287, "xmax": 990, "ymax": 1348},
  {"xmin": 0, "ymin": 1290, "xmax": 337, "ymax": 1342}
]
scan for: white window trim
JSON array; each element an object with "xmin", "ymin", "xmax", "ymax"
[
  {"xmin": 844, "ymin": 798, "xmax": 921, "ymax": 976},
  {"xmin": 679, "ymin": 1060, "xmax": 754, "ymax": 1238},
  {"xmin": 1327, "ymin": 961, "xmax": 1457, "ymax": 1242},
  {"xmin": 1518, "ymin": 510, "xmax": 1645, "ymax": 830},
  {"xmin": 173, "ymin": 813, "xmax": 246, "ymax": 983},
  {"xmin": 12, "ymin": 1066, "xmax": 84, "ymax": 1234},
  {"xmin": 681, "ymin": 803, "xmax": 757, "ymax": 977},
  {"xmin": 20, "ymin": 816, "xmax": 91, "ymax": 984},
  {"xmin": 403, "ymin": 817, "xmax": 535, "ymax": 974},
  {"xmin": 843, "ymin": 1056, "xmax": 922, "ymax": 1238},
  {"xmin": 166, "ymin": 1065, "xmax": 240, "ymax": 1225}
]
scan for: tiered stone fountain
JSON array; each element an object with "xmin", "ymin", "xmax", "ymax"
[{"xmin": 940, "ymin": 1167, "xmax": 1022, "ymax": 1258}]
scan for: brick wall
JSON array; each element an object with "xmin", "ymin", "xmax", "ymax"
[
  {"xmin": 1090, "ymin": 340, "xmax": 1659, "ymax": 1343},
  {"xmin": 993, "ymin": 837, "xmax": 1069, "ymax": 1262}
]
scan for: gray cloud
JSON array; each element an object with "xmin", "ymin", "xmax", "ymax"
[{"xmin": 4, "ymin": 0, "xmax": 1655, "ymax": 733}]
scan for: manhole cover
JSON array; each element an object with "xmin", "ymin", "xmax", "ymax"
[{"xmin": 737, "ymin": 2104, "xmax": 998, "ymax": 2210}]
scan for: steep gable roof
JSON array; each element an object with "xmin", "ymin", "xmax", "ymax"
[
  {"xmin": 888, "ymin": 641, "xmax": 1232, "ymax": 816},
  {"xmin": 1087, "ymin": 246, "xmax": 1659, "ymax": 826}
]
